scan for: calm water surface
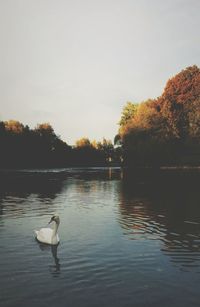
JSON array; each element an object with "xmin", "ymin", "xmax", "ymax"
[{"xmin": 1, "ymin": 168, "xmax": 200, "ymax": 307}]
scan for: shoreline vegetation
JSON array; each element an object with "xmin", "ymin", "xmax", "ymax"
[{"xmin": 0, "ymin": 65, "xmax": 200, "ymax": 170}]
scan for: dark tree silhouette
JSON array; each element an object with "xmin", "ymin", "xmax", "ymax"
[{"xmin": 0, "ymin": 122, "xmax": 119, "ymax": 168}]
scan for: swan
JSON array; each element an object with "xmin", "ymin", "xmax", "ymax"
[{"xmin": 35, "ymin": 214, "xmax": 60, "ymax": 245}]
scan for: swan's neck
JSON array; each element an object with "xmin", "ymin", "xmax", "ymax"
[{"xmin": 52, "ymin": 221, "xmax": 59, "ymax": 237}]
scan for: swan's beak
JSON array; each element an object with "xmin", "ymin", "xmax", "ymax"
[{"xmin": 48, "ymin": 217, "xmax": 53, "ymax": 224}]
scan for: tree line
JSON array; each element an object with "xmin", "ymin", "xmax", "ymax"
[
  {"xmin": 116, "ymin": 65, "xmax": 200, "ymax": 167},
  {"xmin": 1, "ymin": 65, "xmax": 199, "ymax": 169},
  {"xmin": 0, "ymin": 121, "xmax": 121, "ymax": 168}
]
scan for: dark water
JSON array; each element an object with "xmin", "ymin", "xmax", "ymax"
[{"xmin": 1, "ymin": 168, "xmax": 200, "ymax": 307}]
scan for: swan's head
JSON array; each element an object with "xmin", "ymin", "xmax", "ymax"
[{"xmin": 49, "ymin": 214, "xmax": 60, "ymax": 225}]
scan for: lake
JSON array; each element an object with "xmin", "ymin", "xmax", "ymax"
[{"xmin": 1, "ymin": 167, "xmax": 200, "ymax": 307}]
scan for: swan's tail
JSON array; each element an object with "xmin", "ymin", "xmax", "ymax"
[{"xmin": 34, "ymin": 230, "xmax": 39, "ymax": 237}]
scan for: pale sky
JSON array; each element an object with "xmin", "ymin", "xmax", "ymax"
[{"xmin": 0, "ymin": 0, "xmax": 199, "ymax": 145}]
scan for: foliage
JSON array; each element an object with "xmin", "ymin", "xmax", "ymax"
[
  {"xmin": 0, "ymin": 121, "xmax": 72, "ymax": 168},
  {"xmin": 157, "ymin": 65, "xmax": 200, "ymax": 139},
  {"xmin": 4, "ymin": 120, "xmax": 24, "ymax": 133},
  {"xmin": 0, "ymin": 123, "xmax": 119, "ymax": 168},
  {"xmin": 118, "ymin": 65, "xmax": 200, "ymax": 167},
  {"xmin": 1, "ymin": 65, "xmax": 199, "ymax": 168},
  {"xmin": 76, "ymin": 137, "xmax": 91, "ymax": 148},
  {"xmin": 73, "ymin": 137, "xmax": 118, "ymax": 166},
  {"xmin": 119, "ymin": 102, "xmax": 138, "ymax": 128}
]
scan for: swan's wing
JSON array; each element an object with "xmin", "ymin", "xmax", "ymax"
[{"xmin": 35, "ymin": 227, "xmax": 53, "ymax": 244}]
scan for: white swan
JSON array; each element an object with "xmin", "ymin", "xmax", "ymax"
[{"xmin": 35, "ymin": 214, "xmax": 60, "ymax": 245}]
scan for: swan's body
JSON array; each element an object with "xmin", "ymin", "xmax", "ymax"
[{"xmin": 35, "ymin": 215, "xmax": 60, "ymax": 245}]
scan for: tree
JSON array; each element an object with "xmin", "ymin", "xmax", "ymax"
[
  {"xmin": 118, "ymin": 66, "xmax": 200, "ymax": 167},
  {"xmin": 35, "ymin": 123, "xmax": 55, "ymax": 137},
  {"xmin": 157, "ymin": 65, "xmax": 200, "ymax": 139},
  {"xmin": 119, "ymin": 102, "xmax": 138, "ymax": 128},
  {"xmin": 188, "ymin": 97, "xmax": 200, "ymax": 138},
  {"xmin": 97, "ymin": 138, "xmax": 114, "ymax": 162},
  {"xmin": 75, "ymin": 137, "xmax": 91, "ymax": 148},
  {"xmin": 4, "ymin": 120, "xmax": 24, "ymax": 133}
]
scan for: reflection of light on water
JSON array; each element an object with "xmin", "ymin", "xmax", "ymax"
[
  {"xmin": 108, "ymin": 167, "xmax": 112, "ymax": 179},
  {"xmin": 108, "ymin": 167, "xmax": 123, "ymax": 180}
]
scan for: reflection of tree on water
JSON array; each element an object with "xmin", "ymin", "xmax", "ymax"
[
  {"xmin": 68, "ymin": 167, "xmax": 121, "ymax": 181},
  {"xmin": 119, "ymin": 169, "xmax": 200, "ymax": 271},
  {"xmin": 0, "ymin": 170, "xmax": 67, "ymax": 196},
  {"xmin": 0, "ymin": 171, "xmax": 68, "ymax": 218},
  {"xmin": 64, "ymin": 168, "xmax": 122, "ymax": 209},
  {"xmin": 38, "ymin": 243, "xmax": 61, "ymax": 276}
]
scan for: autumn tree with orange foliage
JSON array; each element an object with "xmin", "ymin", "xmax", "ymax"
[
  {"xmin": 4, "ymin": 120, "xmax": 25, "ymax": 133},
  {"xmin": 156, "ymin": 65, "xmax": 200, "ymax": 140},
  {"xmin": 76, "ymin": 137, "xmax": 91, "ymax": 148},
  {"xmin": 118, "ymin": 66, "xmax": 200, "ymax": 167}
]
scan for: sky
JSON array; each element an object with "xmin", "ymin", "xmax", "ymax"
[{"xmin": 0, "ymin": 0, "xmax": 200, "ymax": 145}]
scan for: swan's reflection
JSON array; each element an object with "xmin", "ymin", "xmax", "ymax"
[{"xmin": 38, "ymin": 242, "xmax": 61, "ymax": 276}]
